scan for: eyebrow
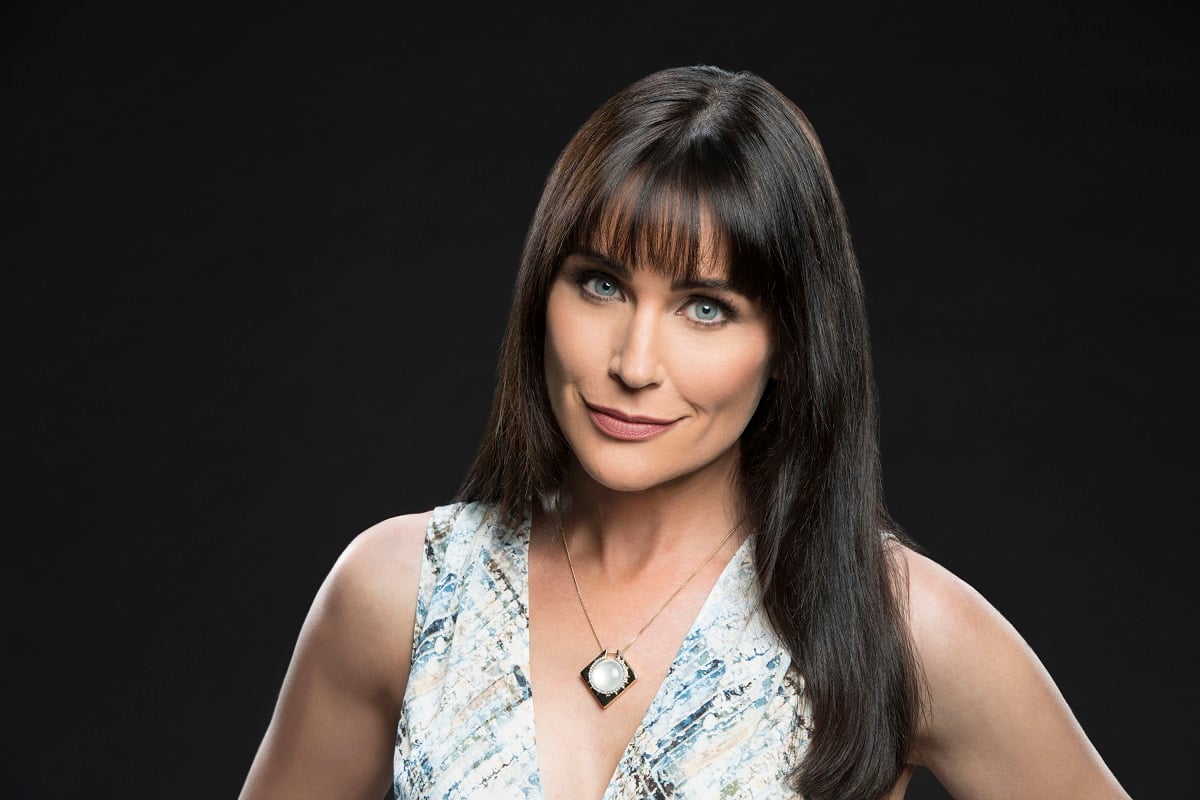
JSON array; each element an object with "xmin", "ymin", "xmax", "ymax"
[
  {"xmin": 572, "ymin": 249, "xmax": 740, "ymax": 295},
  {"xmin": 575, "ymin": 248, "xmax": 630, "ymax": 277}
]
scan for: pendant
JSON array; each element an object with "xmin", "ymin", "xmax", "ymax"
[{"xmin": 581, "ymin": 650, "xmax": 637, "ymax": 708}]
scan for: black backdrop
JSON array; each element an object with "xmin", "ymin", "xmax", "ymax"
[{"xmin": 6, "ymin": 2, "xmax": 1196, "ymax": 798}]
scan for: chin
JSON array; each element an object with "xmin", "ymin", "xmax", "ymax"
[
  {"xmin": 581, "ymin": 471, "xmax": 675, "ymax": 494},
  {"xmin": 571, "ymin": 448, "xmax": 695, "ymax": 494},
  {"xmin": 585, "ymin": 472, "xmax": 669, "ymax": 494}
]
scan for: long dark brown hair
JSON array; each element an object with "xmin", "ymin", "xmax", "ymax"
[{"xmin": 458, "ymin": 65, "xmax": 923, "ymax": 800}]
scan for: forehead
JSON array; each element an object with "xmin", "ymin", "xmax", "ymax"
[
  {"xmin": 573, "ymin": 182, "xmax": 739, "ymax": 288},
  {"xmin": 581, "ymin": 220, "xmax": 730, "ymax": 282}
]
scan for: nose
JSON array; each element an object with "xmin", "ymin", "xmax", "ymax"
[{"xmin": 609, "ymin": 306, "xmax": 665, "ymax": 389}]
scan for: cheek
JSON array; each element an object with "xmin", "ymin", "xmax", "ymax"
[
  {"xmin": 675, "ymin": 334, "xmax": 773, "ymax": 414},
  {"xmin": 544, "ymin": 287, "xmax": 598, "ymax": 389}
]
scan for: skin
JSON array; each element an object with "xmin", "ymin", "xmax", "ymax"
[
  {"xmin": 530, "ymin": 244, "xmax": 775, "ymax": 797},
  {"xmin": 240, "ymin": 242, "xmax": 1131, "ymax": 799}
]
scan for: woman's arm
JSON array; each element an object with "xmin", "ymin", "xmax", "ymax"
[
  {"xmin": 900, "ymin": 545, "xmax": 1130, "ymax": 799},
  {"xmin": 239, "ymin": 511, "xmax": 431, "ymax": 800}
]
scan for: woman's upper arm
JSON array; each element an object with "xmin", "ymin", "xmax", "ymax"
[
  {"xmin": 239, "ymin": 510, "xmax": 431, "ymax": 800},
  {"xmin": 901, "ymin": 546, "xmax": 1130, "ymax": 800}
]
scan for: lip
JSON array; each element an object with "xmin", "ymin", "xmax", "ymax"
[{"xmin": 585, "ymin": 403, "xmax": 681, "ymax": 441}]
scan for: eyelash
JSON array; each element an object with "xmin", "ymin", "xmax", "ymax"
[{"xmin": 569, "ymin": 268, "xmax": 739, "ymax": 327}]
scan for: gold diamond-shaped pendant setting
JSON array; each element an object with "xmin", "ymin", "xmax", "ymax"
[{"xmin": 581, "ymin": 650, "xmax": 636, "ymax": 708}]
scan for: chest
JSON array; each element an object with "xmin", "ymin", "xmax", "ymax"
[
  {"xmin": 395, "ymin": 509, "xmax": 810, "ymax": 799},
  {"xmin": 526, "ymin": 540, "xmax": 729, "ymax": 800}
]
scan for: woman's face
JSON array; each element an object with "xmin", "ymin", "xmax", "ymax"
[{"xmin": 544, "ymin": 237, "xmax": 774, "ymax": 494}]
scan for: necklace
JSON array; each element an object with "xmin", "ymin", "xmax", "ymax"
[{"xmin": 557, "ymin": 511, "xmax": 743, "ymax": 708}]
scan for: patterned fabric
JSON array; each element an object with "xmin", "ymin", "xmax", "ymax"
[{"xmin": 395, "ymin": 502, "xmax": 812, "ymax": 799}]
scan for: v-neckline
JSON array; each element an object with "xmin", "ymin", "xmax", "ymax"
[{"xmin": 515, "ymin": 509, "xmax": 755, "ymax": 799}]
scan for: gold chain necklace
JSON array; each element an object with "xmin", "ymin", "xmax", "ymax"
[{"xmin": 557, "ymin": 511, "xmax": 743, "ymax": 708}]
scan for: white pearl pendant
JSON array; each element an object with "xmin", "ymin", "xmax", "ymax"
[{"xmin": 581, "ymin": 650, "xmax": 637, "ymax": 708}]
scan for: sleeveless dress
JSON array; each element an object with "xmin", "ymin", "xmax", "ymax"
[{"xmin": 395, "ymin": 502, "xmax": 812, "ymax": 798}]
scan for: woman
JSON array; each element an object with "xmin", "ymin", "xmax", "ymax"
[{"xmin": 240, "ymin": 66, "xmax": 1130, "ymax": 799}]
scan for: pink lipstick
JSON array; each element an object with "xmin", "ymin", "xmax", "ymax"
[{"xmin": 585, "ymin": 404, "xmax": 679, "ymax": 441}]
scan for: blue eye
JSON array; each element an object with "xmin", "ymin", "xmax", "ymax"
[
  {"xmin": 687, "ymin": 299, "xmax": 725, "ymax": 323},
  {"xmin": 587, "ymin": 276, "xmax": 620, "ymax": 298}
]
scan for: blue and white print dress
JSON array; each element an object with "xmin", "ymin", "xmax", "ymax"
[{"xmin": 395, "ymin": 502, "xmax": 812, "ymax": 798}]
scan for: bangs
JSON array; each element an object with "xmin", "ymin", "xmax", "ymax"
[{"xmin": 568, "ymin": 166, "xmax": 771, "ymax": 301}]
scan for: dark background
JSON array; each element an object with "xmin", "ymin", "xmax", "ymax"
[{"xmin": 6, "ymin": 2, "xmax": 1196, "ymax": 798}]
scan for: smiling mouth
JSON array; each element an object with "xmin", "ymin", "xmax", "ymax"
[{"xmin": 585, "ymin": 403, "xmax": 680, "ymax": 441}]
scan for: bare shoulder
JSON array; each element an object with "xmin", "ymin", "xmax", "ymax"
[
  {"xmin": 889, "ymin": 543, "xmax": 1130, "ymax": 799},
  {"xmin": 891, "ymin": 544, "xmax": 1015, "ymax": 673},
  {"xmin": 895, "ymin": 542, "xmax": 1063, "ymax": 743},
  {"xmin": 326, "ymin": 510, "xmax": 432, "ymax": 618},
  {"xmin": 300, "ymin": 510, "xmax": 436, "ymax": 705},
  {"xmin": 324, "ymin": 513, "xmax": 432, "ymax": 657},
  {"xmin": 239, "ymin": 510, "xmax": 434, "ymax": 799}
]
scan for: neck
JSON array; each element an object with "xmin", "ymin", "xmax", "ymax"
[{"xmin": 555, "ymin": 446, "xmax": 748, "ymax": 578}]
